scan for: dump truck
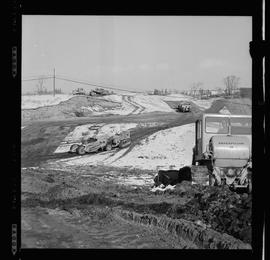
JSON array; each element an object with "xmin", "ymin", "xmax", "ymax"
[
  {"xmin": 191, "ymin": 113, "xmax": 252, "ymax": 192},
  {"xmin": 69, "ymin": 130, "xmax": 131, "ymax": 155},
  {"xmin": 177, "ymin": 102, "xmax": 191, "ymax": 112}
]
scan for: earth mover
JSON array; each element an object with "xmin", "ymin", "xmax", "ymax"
[
  {"xmin": 72, "ymin": 88, "xmax": 86, "ymax": 95},
  {"xmin": 177, "ymin": 102, "xmax": 191, "ymax": 112},
  {"xmin": 191, "ymin": 113, "xmax": 252, "ymax": 192},
  {"xmin": 69, "ymin": 130, "xmax": 131, "ymax": 155}
]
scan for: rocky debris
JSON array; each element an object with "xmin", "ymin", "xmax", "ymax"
[
  {"xmin": 167, "ymin": 183, "xmax": 252, "ymax": 244},
  {"xmin": 22, "ymin": 167, "xmax": 251, "ymax": 246}
]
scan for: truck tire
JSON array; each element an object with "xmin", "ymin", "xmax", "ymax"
[
  {"xmin": 192, "ymin": 151, "xmax": 195, "ymax": 165},
  {"xmin": 105, "ymin": 143, "xmax": 112, "ymax": 151},
  {"xmin": 77, "ymin": 145, "xmax": 86, "ymax": 155},
  {"xmin": 69, "ymin": 144, "xmax": 79, "ymax": 153}
]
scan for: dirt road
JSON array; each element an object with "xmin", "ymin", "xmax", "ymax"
[{"xmin": 21, "ymin": 111, "xmax": 199, "ymax": 167}]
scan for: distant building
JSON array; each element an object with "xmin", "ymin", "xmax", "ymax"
[{"xmin": 240, "ymin": 88, "xmax": 252, "ymax": 99}]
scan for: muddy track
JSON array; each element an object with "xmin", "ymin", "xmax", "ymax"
[
  {"xmin": 123, "ymin": 95, "xmax": 146, "ymax": 115},
  {"xmin": 21, "ymin": 111, "xmax": 202, "ymax": 167},
  {"xmin": 21, "ymin": 168, "xmax": 251, "ymax": 249}
]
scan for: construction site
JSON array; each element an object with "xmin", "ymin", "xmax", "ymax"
[{"xmin": 21, "ymin": 91, "xmax": 252, "ymax": 249}]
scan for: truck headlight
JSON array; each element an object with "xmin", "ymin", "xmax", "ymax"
[{"xmin": 225, "ymin": 168, "xmax": 237, "ymax": 177}]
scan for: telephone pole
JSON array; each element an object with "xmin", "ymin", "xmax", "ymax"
[{"xmin": 53, "ymin": 68, "xmax": 56, "ymax": 96}]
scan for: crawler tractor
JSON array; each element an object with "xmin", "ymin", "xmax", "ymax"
[
  {"xmin": 177, "ymin": 102, "xmax": 191, "ymax": 112},
  {"xmin": 191, "ymin": 113, "xmax": 252, "ymax": 192},
  {"xmin": 69, "ymin": 130, "xmax": 131, "ymax": 155}
]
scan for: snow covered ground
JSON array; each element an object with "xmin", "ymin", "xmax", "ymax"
[
  {"xmin": 94, "ymin": 93, "xmax": 215, "ymax": 115},
  {"xmin": 22, "ymin": 92, "xmax": 215, "ymax": 115},
  {"xmin": 161, "ymin": 94, "xmax": 216, "ymax": 110},
  {"xmin": 52, "ymin": 123, "xmax": 195, "ymax": 171},
  {"xmin": 110, "ymin": 123, "xmax": 195, "ymax": 170},
  {"xmin": 22, "ymin": 94, "xmax": 73, "ymax": 109}
]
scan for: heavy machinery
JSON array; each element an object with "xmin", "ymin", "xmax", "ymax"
[
  {"xmin": 177, "ymin": 102, "xmax": 191, "ymax": 112},
  {"xmin": 89, "ymin": 88, "xmax": 112, "ymax": 96},
  {"xmin": 191, "ymin": 113, "xmax": 252, "ymax": 192},
  {"xmin": 72, "ymin": 88, "xmax": 86, "ymax": 95},
  {"xmin": 69, "ymin": 130, "xmax": 131, "ymax": 155}
]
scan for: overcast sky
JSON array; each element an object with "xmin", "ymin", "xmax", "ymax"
[{"xmin": 22, "ymin": 15, "xmax": 252, "ymax": 93}]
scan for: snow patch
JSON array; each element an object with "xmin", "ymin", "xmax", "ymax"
[
  {"xmin": 111, "ymin": 123, "xmax": 195, "ymax": 170},
  {"xmin": 22, "ymin": 94, "xmax": 73, "ymax": 109},
  {"xmin": 53, "ymin": 123, "xmax": 195, "ymax": 171}
]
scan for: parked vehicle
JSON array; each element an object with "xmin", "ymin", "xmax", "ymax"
[
  {"xmin": 69, "ymin": 130, "xmax": 131, "ymax": 155},
  {"xmin": 72, "ymin": 88, "xmax": 86, "ymax": 95},
  {"xmin": 191, "ymin": 113, "xmax": 252, "ymax": 192},
  {"xmin": 89, "ymin": 88, "xmax": 112, "ymax": 96},
  {"xmin": 177, "ymin": 102, "xmax": 191, "ymax": 112}
]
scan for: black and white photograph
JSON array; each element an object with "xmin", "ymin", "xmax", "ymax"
[{"xmin": 13, "ymin": 2, "xmax": 265, "ymax": 255}]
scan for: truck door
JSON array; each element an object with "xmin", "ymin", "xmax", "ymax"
[{"xmin": 195, "ymin": 120, "xmax": 202, "ymax": 159}]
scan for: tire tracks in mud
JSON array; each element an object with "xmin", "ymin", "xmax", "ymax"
[
  {"xmin": 123, "ymin": 95, "xmax": 146, "ymax": 115},
  {"xmin": 22, "ymin": 187, "xmax": 251, "ymax": 249}
]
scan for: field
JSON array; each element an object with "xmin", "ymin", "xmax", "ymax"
[{"xmin": 21, "ymin": 92, "xmax": 252, "ymax": 249}]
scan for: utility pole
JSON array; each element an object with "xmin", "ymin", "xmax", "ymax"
[{"xmin": 53, "ymin": 68, "xmax": 55, "ymax": 96}]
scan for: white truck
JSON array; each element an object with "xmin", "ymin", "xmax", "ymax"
[{"xmin": 191, "ymin": 113, "xmax": 252, "ymax": 192}]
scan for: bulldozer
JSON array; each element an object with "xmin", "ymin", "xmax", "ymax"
[
  {"xmin": 69, "ymin": 130, "xmax": 131, "ymax": 155},
  {"xmin": 177, "ymin": 102, "xmax": 191, "ymax": 112},
  {"xmin": 191, "ymin": 113, "xmax": 252, "ymax": 192}
]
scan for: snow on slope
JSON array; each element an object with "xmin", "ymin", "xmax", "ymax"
[
  {"xmin": 99, "ymin": 93, "xmax": 215, "ymax": 115},
  {"xmin": 22, "ymin": 94, "xmax": 73, "ymax": 109},
  {"xmin": 161, "ymin": 94, "xmax": 216, "ymax": 110},
  {"xmin": 132, "ymin": 95, "xmax": 173, "ymax": 113},
  {"xmin": 111, "ymin": 123, "xmax": 195, "ymax": 170},
  {"xmin": 52, "ymin": 123, "xmax": 195, "ymax": 171}
]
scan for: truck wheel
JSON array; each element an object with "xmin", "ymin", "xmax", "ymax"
[
  {"xmin": 105, "ymin": 143, "xmax": 112, "ymax": 151},
  {"xmin": 192, "ymin": 152, "xmax": 195, "ymax": 165},
  {"xmin": 69, "ymin": 144, "xmax": 79, "ymax": 153},
  {"xmin": 77, "ymin": 145, "xmax": 86, "ymax": 155}
]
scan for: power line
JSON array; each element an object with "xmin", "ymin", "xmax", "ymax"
[
  {"xmin": 55, "ymin": 76, "xmax": 142, "ymax": 93},
  {"xmin": 22, "ymin": 73, "xmax": 143, "ymax": 93},
  {"xmin": 22, "ymin": 76, "xmax": 53, "ymax": 81}
]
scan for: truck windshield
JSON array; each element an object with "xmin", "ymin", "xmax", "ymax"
[
  {"xmin": 205, "ymin": 117, "xmax": 229, "ymax": 134},
  {"xmin": 230, "ymin": 118, "xmax": 251, "ymax": 134}
]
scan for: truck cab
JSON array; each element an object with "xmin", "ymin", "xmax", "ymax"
[{"xmin": 193, "ymin": 113, "xmax": 252, "ymax": 165}]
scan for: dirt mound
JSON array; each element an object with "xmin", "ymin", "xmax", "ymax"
[
  {"xmin": 205, "ymin": 98, "xmax": 251, "ymax": 115},
  {"xmin": 22, "ymin": 96, "xmax": 120, "ymax": 122},
  {"xmin": 167, "ymin": 183, "xmax": 252, "ymax": 243},
  {"xmin": 117, "ymin": 209, "xmax": 251, "ymax": 249}
]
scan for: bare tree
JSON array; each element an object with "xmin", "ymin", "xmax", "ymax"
[
  {"xmin": 190, "ymin": 82, "xmax": 203, "ymax": 97},
  {"xmin": 223, "ymin": 75, "xmax": 240, "ymax": 96},
  {"xmin": 36, "ymin": 77, "xmax": 46, "ymax": 94}
]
